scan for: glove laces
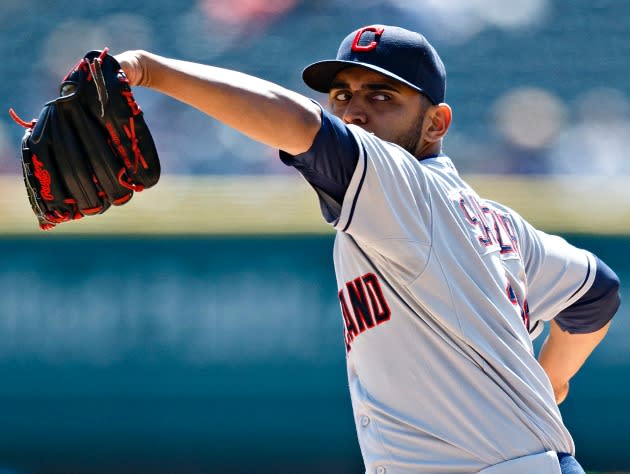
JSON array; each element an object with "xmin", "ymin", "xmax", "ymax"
[{"xmin": 8, "ymin": 108, "xmax": 35, "ymax": 129}]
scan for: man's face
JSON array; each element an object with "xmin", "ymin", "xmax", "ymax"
[{"xmin": 328, "ymin": 67, "xmax": 430, "ymax": 155}]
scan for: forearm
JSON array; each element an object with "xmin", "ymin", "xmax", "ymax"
[
  {"xmin": 125, "ymin": 50, "xmax": 321, "ymax": 155},
  {"xmin": 538, "ymin": 319, "xmax": 611, "ymax": 402}
]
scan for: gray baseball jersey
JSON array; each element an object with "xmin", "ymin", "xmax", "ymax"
[{"xmin": 325, "ymin": 125, "xmax": 595, "ymax": 473}]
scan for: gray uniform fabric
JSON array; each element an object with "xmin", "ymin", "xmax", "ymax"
[{"xmin": 329, "ymin": 125, "xmax": 594, "ymax": 473}]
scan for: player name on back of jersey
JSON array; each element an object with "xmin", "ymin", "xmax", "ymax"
[{"xmin": 456, "ymin": 190, "xmax": 519, "ymax": 256}]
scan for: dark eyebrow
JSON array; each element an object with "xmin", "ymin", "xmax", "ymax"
[{"xmin": 329, "ymin": 81, "xmax": 402, "ymax": 93}]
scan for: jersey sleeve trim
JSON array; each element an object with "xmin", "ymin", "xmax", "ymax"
[
  {"xmin": 279, "ymin": 107, "xmax": 360, "ymax": 224},
  {"xmin": 535, "ymin": 249, "xmax": 598, "ymax": 318},
  {"xmin": 567, "ymin": 255, "xmax": 592, "ymax": 301},
  {"xmin": 554, "ymin": 255, "xmax": 621, "ymax": 334},
  {"xmin": 565, "ymin": 251, "xmax": 597, "ymax": 307},
  {"xmin": 335, "ymin": 131, "xmax": 368, "ymax": 231},
  {"xmin": 528, "ymin": 250, "xmax": 599, "ymax": 341}
]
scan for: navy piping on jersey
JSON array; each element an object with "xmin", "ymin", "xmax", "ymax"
[
  {"xmin": 279, "ymin": 109, "xmax": 359, "ymax": 223},
  {"xmin": 340, "ymin": 143, "xmax": 442, "ymax": 232},
  {"xmin": 554, "ymin": 255, "xmax": 620, "ymax": 334},
  {"xmin": 345, "ymin": 236, "xmax": 588, "ymax": 469},
  {"xmin": 528, "ymin": 320, "xmax": 541, "ymax": 336},
  {"xmin": 280, "ymin": 108, "xmax": 446, "ymax": 226},
  {"xmin": 280, "ymin": 110, "xmax": 620, "ymax": 333},
  {"xmin": 568, "ymin": 257, "xmax": 591, "ymax": 301},
  {"xmin": 342, "ymin": 143, "xmax": 368, "ymax": 232}
]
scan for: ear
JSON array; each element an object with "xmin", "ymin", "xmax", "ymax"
[{"xmin": 422, "ymin": 103, "xmax": 452, "ymax": 143}]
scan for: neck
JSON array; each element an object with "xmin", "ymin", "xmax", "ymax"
[{"xmin": 414, "ymin": 140, "xmax": 442, "ymax": 159}]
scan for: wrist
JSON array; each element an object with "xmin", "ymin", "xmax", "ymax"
[
  {"xmin": 130, "ymin": 50, "xmax": 150, "ymax": 88},
  {"xmin": 136, "ymin": 50, "xmax": 155, "ymax": 88}
]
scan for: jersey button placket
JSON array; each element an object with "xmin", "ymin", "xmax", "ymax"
[
  {"xmin": 375, "ymin": 466, "xmax": 386, "ymax": 474},
  {"xmin": 360, "ymin": 415, "xmax": 370, "ymax": 427}
]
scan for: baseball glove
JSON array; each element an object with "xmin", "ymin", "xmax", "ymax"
[{"xmin": 9, "ymin": 48, "xmax": 160, "ymax": 230}]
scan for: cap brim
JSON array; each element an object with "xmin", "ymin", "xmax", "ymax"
[{"xmin": 302, "ymin": 59, "xmax": 432, "ymax": 102}]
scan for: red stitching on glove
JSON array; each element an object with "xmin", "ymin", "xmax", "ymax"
[
  {"xmin": 117, "ymin": 168, "xmax": 144, "ymax": 192},
  {"xmin": 113, "ymin": 193, "xmax": 133, "ymax": 205},
  {"xmin": 123, "ymin": 117, "xmax": 149, "ymax": 172},
  {"xmin": 98, "ymin": 48, "xmax": 109, "ymax": 62},
  {"xmin": 46, "ymin": 210, "xmax": 71, "ymax": 224},
  {"xmin": 32, "ymin": 155, "xmax": 55, "ymax": 201},
  {"xmin": 40, "ymin": 223, "xmax": 56, "ymax": 231},
  {"xmin": 82, "ymin": 207, "xmax": 102, "ymax": 215}
]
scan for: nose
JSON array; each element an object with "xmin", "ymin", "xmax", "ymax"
[{"xmin": 341, "ymin": 97, "xmax": 368, "ymax": 125}]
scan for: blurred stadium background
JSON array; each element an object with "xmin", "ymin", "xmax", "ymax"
[{"xmin": 0, "ymin": 0, "xmax": 629, "ymax": 472}]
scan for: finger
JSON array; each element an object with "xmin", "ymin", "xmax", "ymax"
[{"xmin": 114, "ymin": 51, "xmax": 142, "ymax": 87}]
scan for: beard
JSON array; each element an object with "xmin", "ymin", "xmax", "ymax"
[{"xmin": 395, "ymin": 111, "xmax": 426, "ymax": 156}]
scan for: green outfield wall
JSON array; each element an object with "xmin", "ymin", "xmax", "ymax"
[
  {"xmin": 1, "ymin": 175, "xmax": 629, "ymax": 236},
  {"xmin": 0, "ymin": 234, "xmax": 627, "ymax": 473}
]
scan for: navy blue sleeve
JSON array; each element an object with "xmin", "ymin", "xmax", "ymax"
[
  {"xmin": 280, "ymin": 109, "xmax": 359, "ymax": 223},
  {"xmin": 554, "ymin": 256, "xmax": 621, "ymax": 334}
]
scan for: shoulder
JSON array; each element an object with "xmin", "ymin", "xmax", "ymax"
[{"xmin": 347, "ymin": 125, "xmax": 440, "ymax": 180}]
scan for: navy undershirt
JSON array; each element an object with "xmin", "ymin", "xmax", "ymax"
[
  {"xmin": 279, "ymin": 110, "xmax": 358, "ymax": 223},
  {"xmin": 279, "ymin": 110, "xmax": 619, "ymax": 334},
  {"xmin": 555, "ymin": 256, "xmax": 620, "ymax": 333}
]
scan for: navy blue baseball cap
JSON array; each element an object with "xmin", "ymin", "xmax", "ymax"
[{"xmin": 303, "ymin": 25, "xmax": 446, "ymax": 105}]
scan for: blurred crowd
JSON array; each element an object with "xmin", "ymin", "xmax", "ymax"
[{"xmin": 1, "ymin": 0, "xmax": 629, "ymax": 176}]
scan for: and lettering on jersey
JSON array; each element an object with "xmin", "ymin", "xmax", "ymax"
[{"xmin": 338, "ymin": 272, "xmax": 391, "ymax": 352}]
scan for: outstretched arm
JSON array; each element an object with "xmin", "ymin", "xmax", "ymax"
[{"xmin": 115, "ymin": 50, "xmax": 322, "ymax": 156}]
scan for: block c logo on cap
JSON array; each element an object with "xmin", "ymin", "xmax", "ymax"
[{"xmin": 351, "ymin": 26, "xmax": 385, "ymax": 52}]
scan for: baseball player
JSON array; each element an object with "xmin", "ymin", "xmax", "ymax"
[{"xmin": 116, "ymin": 24, "xmax": 620, "ymax": 473}]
